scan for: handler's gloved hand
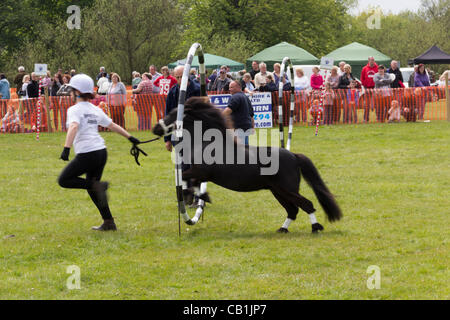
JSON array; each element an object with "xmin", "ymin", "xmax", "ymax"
[
  {"xmin": 128, "ymin": 136, "xmax": 140, "ymax": 145},
  {"xmin": 129, "ymin": 137, "xmax": 147, "ymax": 166},
  {"xmin": 60, "ymin": 147, "xmax": 70, "ymax": 161}
]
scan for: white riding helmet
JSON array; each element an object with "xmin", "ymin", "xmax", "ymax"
[{"xmin": 68, "ymin": 74, "xmax": 95, "ymax": 94}]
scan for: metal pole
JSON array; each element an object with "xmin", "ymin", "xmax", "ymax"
[
  {"xmin": 445, "ymin": 72, "xmax": 449, "ymax": 122},
  {"xmin": 44, "ymin": 87, "xmax": 53, "ymax": 133},
  {"xmin": 279, "ymin": 57, "xmax": 295, "ymax": 150}
]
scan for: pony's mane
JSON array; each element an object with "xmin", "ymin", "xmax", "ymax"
[{"xmin": 177, "ymin": 97, "xmax": 228, "ymax": 133}]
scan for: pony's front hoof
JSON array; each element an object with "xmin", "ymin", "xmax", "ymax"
[
  {"xmin": 277, "ymin": 228, "xmax": 289, "ymax": 234},
  {"xmin": 198, "ymin": 192, "xmax": 212, "ymax": 203},
  {"xmin": 183, "ymin": 189, "xmax": 194, "ymax": 206},
  {"xmin": 185, "ymin": 220, "xmax": 195, "ymax": 226},
  {"xmin": 312, "ymin": 223, "xmax": 324, "ymax": 233}
]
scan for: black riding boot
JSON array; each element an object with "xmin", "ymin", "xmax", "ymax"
[{"xmin": 92, "ymin": 219, "xmax": 117, "ymax": 231}]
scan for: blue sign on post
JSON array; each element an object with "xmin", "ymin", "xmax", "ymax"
[
  {"xmin": 34, "ymin": 64, "xmax": 48, "ymax": 76},
  {"xmin": 320, "ymin": 57, "xmax": 335, "ymax": 70}
]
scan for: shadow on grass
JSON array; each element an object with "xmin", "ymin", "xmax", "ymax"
[{"xmin": 181, "ymin": 228, "xmax": 348, "ymax": 241}]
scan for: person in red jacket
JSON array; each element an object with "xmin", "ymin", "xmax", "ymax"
[
  {"xmin": 361, "ymin": 57, "xmax": 379, "ymax": 88},
  {"xmin": 361, "ymin": 57, "xmax": 379, "ymax": 122},
  {"xmin": 153, "ymin": 66, "xmax": 178, "ymax": 95},
  {"xmin": 310, "ymin": 67, "xmax": 324, "ymax": 90}
]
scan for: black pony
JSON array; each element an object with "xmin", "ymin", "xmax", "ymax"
[{"xmin": 153, "ymin": 97, "xmax": 342, "ymax": 233}]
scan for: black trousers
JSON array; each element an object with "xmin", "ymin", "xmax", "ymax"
[{"xmin": 58, "ymin": 149, "xmax": 113, "ymax": 220}]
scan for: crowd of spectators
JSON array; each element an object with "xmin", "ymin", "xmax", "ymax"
[{"xmin": 0, "ymin": 60, "xmax": 448, "ymax": 132}]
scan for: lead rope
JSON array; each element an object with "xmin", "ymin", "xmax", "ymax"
[
  {"xmin": 130, "ymin": 121, "xmax": 176, "ymax": 165},
  {"xmin": 130, "ymin": 137, "xmax": 162, "ymax": 166}
]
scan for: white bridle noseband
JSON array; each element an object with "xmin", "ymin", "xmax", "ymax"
[{"xmin": 159, "ymin": 119, "xmax": 175, "ymax": 137}]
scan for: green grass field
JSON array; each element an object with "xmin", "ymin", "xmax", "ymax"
[{"xmin": 0, "ymin": 122, "xmax": 449, "ymax": 300}]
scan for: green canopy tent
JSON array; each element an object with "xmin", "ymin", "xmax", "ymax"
[
  {"xmin": 325, "ymin": 42, "xmax": 392, "ymax": 79},
  {"xmin": 167, "ymin": 53, "xmax": 245, "ymax": 72},
  {"xmin": 246, "ymin": 42, "xmax": 319, "ymax": 71}
]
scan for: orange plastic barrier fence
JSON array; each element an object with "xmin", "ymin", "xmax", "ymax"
[
  {"xmin": 274, "ymin": 86, "xmax": 448, "ymax": 126},
  {"xmin": 0, "ymin": 86, "xmax": 448, "ymax": 134}
]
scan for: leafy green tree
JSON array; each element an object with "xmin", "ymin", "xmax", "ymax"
[
  {"xmin": 205, "ymin": 33, "xmax": 260, "ymax": 65},
  {"xmin": 2, "ymin": 0, "xmax": 448, "ymax": 81},
  {"xmin": 4, "ymin": 0, "xmax": 183, "ymax": 83},
  {"xmin": 419, "ymin": 0, "xmax": 450, "ymax": 54},
  {"xmin": 0, "ymin": 1, "xmax": 94, "ymax": 55},
  {"xmin": 81, "ymin": 0, "xmax": 183, "ymax": 82},
  {"xmin": 179, "ymin": 0, "xmax": 356, "ymax": 59},
  {"xmin": 346, "ymin": 1, "xmax": 449, "ymax": 73},
  {"xmin": 27, "ymin": 0, "xmax": 95, "ymax": 21},
  {"xmin": 5, "ymin": 20, "xmax": 86, "ymax": 76},
  {"xmin": 0, "ymin": 1, "xmax": 38, "ymax": 69}
]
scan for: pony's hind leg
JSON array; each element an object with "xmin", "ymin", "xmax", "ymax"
[
  {"xmin": 271, "ymin": 190, "xmax": 299, "ymax": 234},
  {"xmin": 292, "ymin": 193, "xmax": 324, "ymax": 234},
  {"xmin": 274, "ymin": 187, "xmax": 325, "ymax": 234}
]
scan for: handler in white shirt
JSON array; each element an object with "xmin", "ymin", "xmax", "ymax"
[{"xmin": 58, "ymin": 74, "xmax": 142, "ymax": 232}]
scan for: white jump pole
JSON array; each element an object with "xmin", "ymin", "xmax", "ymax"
[
  {"xmin": 278, "ymin": 57, "xmax": 296, "ymax": 150},
  {"xmin": 174, "ymin": 43, "xmax": 208, "ymax": 235}
]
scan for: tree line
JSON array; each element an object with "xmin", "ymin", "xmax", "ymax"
[{"xmin": 0, "ymin": 0, "xmax": 448, "ymax": 83}]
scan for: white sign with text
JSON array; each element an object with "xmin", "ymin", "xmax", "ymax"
[{"xmin": 209, "ymin": 93, "xmax": 273, "ymax": 129}]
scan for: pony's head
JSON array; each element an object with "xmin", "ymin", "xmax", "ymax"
[
  {"xmin": 153, "ymin": 97, "xmax": 227, "ymax": 137},
  {"xmin": 153, "ymin": 110, "xmax": 177, "ymax": 137}
]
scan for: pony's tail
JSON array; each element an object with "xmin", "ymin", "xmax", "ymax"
[{"xmin": 296, "ymin": 154, "xmax": 342, "ymax": 222}]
